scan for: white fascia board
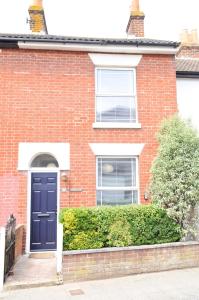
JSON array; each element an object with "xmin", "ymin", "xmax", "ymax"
[
  {"xmin": 89, "ymin": 53, "xmax": 142, "ymax": 67},
  {"xmin": 89, "ymin": 143, "xmax": 145, "ymax": 156},
  {"xmin": 18, "ymin": 42, "xmax": 178, "ymax": 55},
  {"xmin": 18, "ymin": 142, "xmax": 70, "ymax": 170}
]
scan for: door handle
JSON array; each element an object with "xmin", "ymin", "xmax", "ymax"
[{"xmin": 37, "ymin": 213, "xmax": 50, "ymax": 217}]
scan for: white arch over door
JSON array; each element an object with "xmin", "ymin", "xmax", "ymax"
[{"xmin": 18, "ymin": 143, "xmax": 70, "ymax": 171}]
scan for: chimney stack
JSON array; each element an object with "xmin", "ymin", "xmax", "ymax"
[
  {"xmin": 126, "ymin": 0, "xmax": 145, "ymax": 37},
  {"xmin": 28, "ymin": 0, "xmax": 48, "ymax": 34}
]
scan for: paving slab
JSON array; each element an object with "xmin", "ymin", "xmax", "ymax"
[
  {"xmin": 4, "ymin": 255, "xmax": 60, "ymax": 290},
  {"xmin": 1, "ymin": 267, "xmax": 199, "ymax": 300}
]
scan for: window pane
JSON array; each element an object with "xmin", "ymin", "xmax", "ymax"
[
  {"xmin": 31, "ymin": 154, "xmax": 59, "ymax": 168},
  {"xmin": 97, "ymin": 69, "xmax": 134, "ymax": 95},
  {"xmin": 133, "ymin": 190, "xmax": 138, "ymax": 204},
  {"xmin": 96, "ymin": 96, "xmax": 136, "ymax": 122},
  {"xmin": 132, "ymin": 159, "xmax": 137, "ymax": 186},
  {"xmin": 97, "ymin": 190, "xmax": 133, "ymax": 206},
  {"xmin": 98, "ymin": 158, "xmax": 136, "ymax": 188}
]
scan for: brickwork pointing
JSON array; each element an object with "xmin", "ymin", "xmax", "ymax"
[{"xmin": 126, "ymin": 0, "xmax": 145, "ymax": 37}]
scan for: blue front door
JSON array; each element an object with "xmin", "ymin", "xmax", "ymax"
[{"xmin": 30, "ymin": 173, "xmax": 57, "ymax": 251}]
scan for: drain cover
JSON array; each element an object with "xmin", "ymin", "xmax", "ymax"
[{"xmin": 69, "ymin": 289, "xmax": 85, "ymax": 296}]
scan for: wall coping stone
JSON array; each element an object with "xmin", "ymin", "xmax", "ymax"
[
  {"xmin": 63, "ymin": 241, "xmax": 199, "ymax": 256},
  {"xmin": 16, "ymin": 224, "xmax": 24, "ymax": 230}
]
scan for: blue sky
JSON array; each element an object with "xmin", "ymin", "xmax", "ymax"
[{"xmin": 0, "ymin": 0, "xmax": 198, "ymax": 41}]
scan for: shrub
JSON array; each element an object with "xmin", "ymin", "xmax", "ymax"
[
  {"xmin": 107, "ymin": 219, "xmax": 132, "ymax": 247},
  {"xmin": 150, "ymin": 115, "xmax": 199, "ymax": 237},
  {"xmin": 60, "ymin": 205, "xmax": 181, "ymax": 250},
  {"xmin": 68, "ymin": 232, "xmax": 103, "ymax": 250}
]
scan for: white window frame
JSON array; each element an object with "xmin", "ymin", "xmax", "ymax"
[
  {"xmin": 94, "ymin": 67, "xmax": 140, "ymax": 128},
  {"xmin": 96, "ymin": 156, "xmax": 140, "ymax": 206}
]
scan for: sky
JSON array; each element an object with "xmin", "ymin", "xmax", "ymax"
[{"xmin": 0, "ymin": 0, "xmax": 199, "ymax": 41}]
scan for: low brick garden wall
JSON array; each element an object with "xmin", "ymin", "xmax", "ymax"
[
  {"xmin": 63, "ymin": 242, "xmax": 199, "ymax": 282},
  {"xmin": 15, "ymin": 225, "xmax": 25, "ymax": 261}
]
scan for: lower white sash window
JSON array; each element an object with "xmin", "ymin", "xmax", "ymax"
[{"xmin": 96, "ymin": 157, "xmax": 138, "ymax": 206}]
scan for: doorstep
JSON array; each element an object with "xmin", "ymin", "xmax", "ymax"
[
  {"xmin": 4, "ymin": 254, "xmax": 63, "ymax": 291},
  {"xmin": 29, "ymin": 251, "xmax": 56, "ymax": 259}
]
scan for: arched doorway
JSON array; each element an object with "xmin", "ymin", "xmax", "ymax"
[{"xmin": 30, "ymin": 154, "xmax": 59, "ymax": 251}]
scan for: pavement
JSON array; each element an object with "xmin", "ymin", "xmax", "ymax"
[
  {"xmin": 4, "ymin": 254, "xmax": 59, "ymax": 290},
  {"xmin": 1, "ymin": 267, "xmax": 199, "ymax": 300}
]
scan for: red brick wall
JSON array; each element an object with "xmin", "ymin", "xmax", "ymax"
[
  {"xmin": 127, "ymin": 16, "xmax": 145, "ymax": 37},
  {"xmin": 0, "ymin": 49, "xmax": 177, "ymax": 226},
  {"xmin": 177, "ymin": 45, "xmax": 199, "ymax": 58},
  {"xmin": 63, "ymin": 242, "xmax": 199, "ymax": 282}
]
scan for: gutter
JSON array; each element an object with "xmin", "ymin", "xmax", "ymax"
[
  {"xmin": 18, "ymin": 41, "xmax": 179, "ymax": 55},
  {"xmin": 0, "ymin": 41, "xmax": 18, "ymax": 48},
  {"xmin": 176, "ymin": 71, "xmax": 199, "ymax": 78}
]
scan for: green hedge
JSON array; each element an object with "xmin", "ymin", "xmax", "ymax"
[{"xmin": 60, "ymin": 205, "xmax": 182, "ymax": 250}]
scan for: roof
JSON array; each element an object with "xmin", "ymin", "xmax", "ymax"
[
  {"xmin": 176, "ymin": 58, "xmax": 199, "ymax": 77},
  {"xmin": 0, "ymin": 33, "xmax": 179, "ymax": 48}
]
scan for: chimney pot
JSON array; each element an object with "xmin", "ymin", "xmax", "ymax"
[
  {"xmin": 131, "ymin": 0, "xmax": 140, "ymax": 13},
  {"xmin": 180, "ymin": 29, "xmax": 189, "ymax": 44},
  {"xmin": 180, "ymin": 29, "xmax": 199, "ymax": 45},
  {"xmin": 191, "ymin": 29, "xmax": 198, "ymax": 44},
  {"xmin": 31, "ymin": 0, "xmax": 43, "ymax": 7}
]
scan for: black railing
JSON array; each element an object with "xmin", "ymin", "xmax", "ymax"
[{"xmin": 4, "ymin": 214, "xmax": 16, "ymax": 282}]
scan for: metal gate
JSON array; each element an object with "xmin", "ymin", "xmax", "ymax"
[{"xmin": 4, "ymin": 214, "xmax": 16, "ymax": 281}]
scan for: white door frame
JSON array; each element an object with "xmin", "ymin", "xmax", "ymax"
[{"xmin": 26, "ymin": 168, "xmax": 60, "ymax": 253}]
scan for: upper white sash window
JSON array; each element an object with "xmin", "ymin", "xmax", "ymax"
[
  {"xmin": 96, "ymin": 68, "xmax": 137, "ymax": 123},
  {"xmin": 89, "ymin": 53, "xmax": 142, "ymax": 128}
]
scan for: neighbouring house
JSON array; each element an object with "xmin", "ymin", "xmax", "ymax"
[
  {"xmin": 0, "ymin": 0, "xmax": 179, "ymax": 253},
  {"xmin": 176, "ymin": 29, "xmax": 199, "ymax": 130}
]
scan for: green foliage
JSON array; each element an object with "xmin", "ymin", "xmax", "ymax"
[
  {"xmin": 150, "ymin": 115, "xmax": 199, "ymax": 236},
  {"xmin": 60, "ymin": 205, "xmax": 181, "ymax": 250},
  {"xmin": 68, "ymin": 232, "xmax": 103, "ymax": 250},
  {"xmin": 107, "ymin": 219, "xmax": 132, "ymax": 247}
]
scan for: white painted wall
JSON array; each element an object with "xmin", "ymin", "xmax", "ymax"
[
  {"xmin": 56, "ymin": 223, "xmax": 63, "ymax": 274},
  {"xmin": 89, "ymin": 143, "xmax": 145, "ymax": 156},
  {"xmin": 177, "ymin": 78, "xmax": 199, "ymax": 131},
  {"xmin": 18, "ymin": 143, "xmax": 70, "ymax": 171},
  {"xmin": 88, "ymin": 53, "xmax": 142, "ymax": 67},
  {"xmin": 0, "ymin": 227, "xmax": 5, "ymax": 291}
]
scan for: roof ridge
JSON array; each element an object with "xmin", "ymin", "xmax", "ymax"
[
  {"xmin": 176, "ymin": 57, "xmax": 199, "ymax": 61},
  {"xmin": 0, "ymin": 32, "xmax": 179, "ymax": 45}
]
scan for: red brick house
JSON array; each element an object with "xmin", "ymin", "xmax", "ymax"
[
  {"xmin": 176, "ymin": 29, "xmax": 199, "ymax": 131},
  {"xmin": 0, "ymin": 0, "xmax": 179, "ymax": 252}
]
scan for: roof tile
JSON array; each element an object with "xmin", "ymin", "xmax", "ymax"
[
  {"xmin": 176, "ymin": 58, "xmax": 199, "ymax": 72},
  {"xmin": 0, "ymin": 33, "xmax": 180, "ymax": 48}
]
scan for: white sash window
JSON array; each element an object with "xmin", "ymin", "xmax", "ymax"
[
  {"xmin": 96, "ymin": 157, "xmax": 138, "ymax": 206},
  {"xmin": 96, "ymin": 68, "xmax": 137, "ymax": 123}
]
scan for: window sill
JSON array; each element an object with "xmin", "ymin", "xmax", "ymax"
[{"xmin": 92, "ymin": 122, "xmax": 142, "ymax": 129}]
